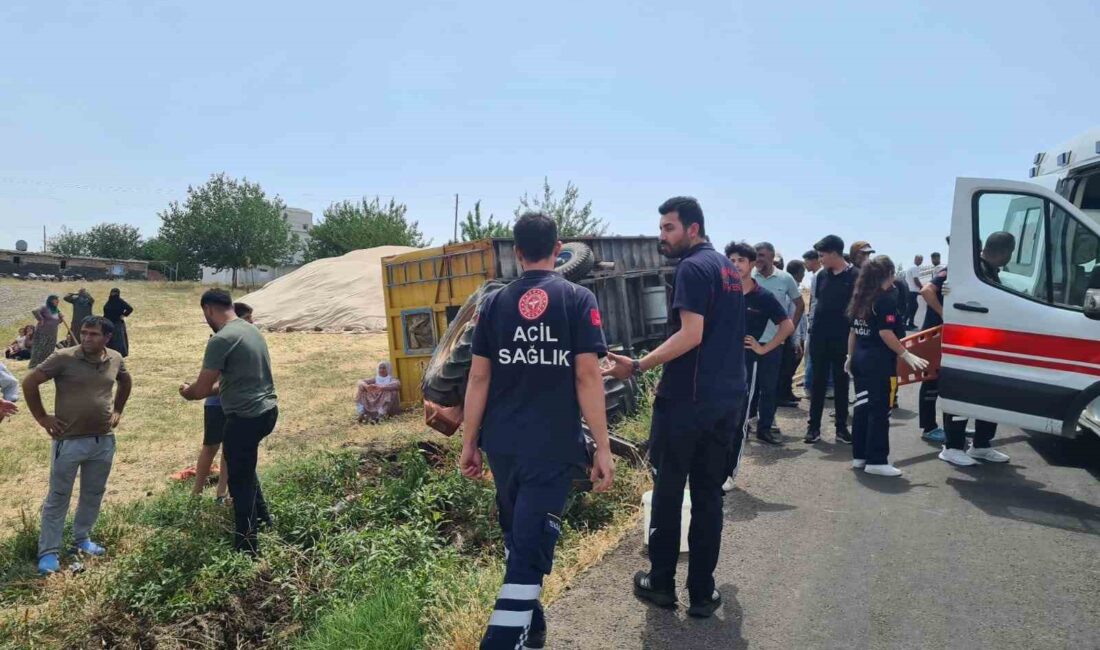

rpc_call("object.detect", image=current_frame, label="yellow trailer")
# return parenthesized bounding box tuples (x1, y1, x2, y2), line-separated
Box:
(382, 236, 673, 408)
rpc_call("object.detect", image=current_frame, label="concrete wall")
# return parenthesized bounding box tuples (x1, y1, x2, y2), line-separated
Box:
(0, 251, 148, 280)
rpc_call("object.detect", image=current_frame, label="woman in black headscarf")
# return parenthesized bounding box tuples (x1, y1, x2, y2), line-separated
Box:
(103, 287, 133, 357)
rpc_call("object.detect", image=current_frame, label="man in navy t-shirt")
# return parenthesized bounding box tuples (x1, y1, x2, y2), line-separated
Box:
(605, 196, 745, 619)
(461, 211, 612, 650)
(722, 241, 793, 491)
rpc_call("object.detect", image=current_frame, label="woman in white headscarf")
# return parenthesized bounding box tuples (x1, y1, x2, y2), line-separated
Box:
(355, 361, 402, 424)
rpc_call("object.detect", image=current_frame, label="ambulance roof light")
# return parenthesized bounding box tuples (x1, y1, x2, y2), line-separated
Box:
(1096, 141, 1100, 154)
(1029, 167, 1039, 178)
(1057, 151, 1071, 166)
(1033, 153, 1044, 165)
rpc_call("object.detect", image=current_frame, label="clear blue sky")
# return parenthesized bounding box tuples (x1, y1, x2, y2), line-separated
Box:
(2, 1, 1097, 267)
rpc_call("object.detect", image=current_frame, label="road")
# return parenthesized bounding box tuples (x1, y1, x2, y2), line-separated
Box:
(547, 385, 1100, 649)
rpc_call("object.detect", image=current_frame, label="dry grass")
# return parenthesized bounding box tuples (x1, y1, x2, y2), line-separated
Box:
(0, 280, 429, 523)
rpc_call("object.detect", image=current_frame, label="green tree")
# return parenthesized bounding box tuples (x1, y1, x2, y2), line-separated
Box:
(47, 227, 89, 256)
(83, 223, 144, 259)
(139, 236, 201, 281)
(460, 200, 511, 241)
(158, 173, 299, 287)
(515, 178, 607, 237)
(306, 197, 428, 261)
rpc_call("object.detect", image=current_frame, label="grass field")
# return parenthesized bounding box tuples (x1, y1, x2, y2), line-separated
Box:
(0, 279, 413, 521)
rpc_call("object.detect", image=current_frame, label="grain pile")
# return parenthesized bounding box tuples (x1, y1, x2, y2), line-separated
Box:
(240, 246, 419, 332)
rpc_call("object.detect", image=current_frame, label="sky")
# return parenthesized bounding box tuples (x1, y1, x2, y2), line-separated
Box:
(1, 0, 1097, 268)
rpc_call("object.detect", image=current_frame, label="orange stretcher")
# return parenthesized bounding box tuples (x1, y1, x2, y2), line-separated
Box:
(896, 325, 942, 387)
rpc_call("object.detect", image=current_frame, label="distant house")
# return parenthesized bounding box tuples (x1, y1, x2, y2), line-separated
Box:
(201, 207, 313, 286)
(0, 249, 149, 280)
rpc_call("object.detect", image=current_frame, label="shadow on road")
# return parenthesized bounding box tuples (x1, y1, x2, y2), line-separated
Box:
(745, 443, 807, 467)
(726, 488, 797, 523)
(946, 462, 1100, 536)
(641, 583, 748, 650)
(853, 470, 928, 494)
(1024, 431, 1100, 480)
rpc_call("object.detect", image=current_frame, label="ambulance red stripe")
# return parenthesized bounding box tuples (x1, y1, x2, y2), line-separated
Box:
(942, 324, 1100, 366)
(944, 346, 1100, 377)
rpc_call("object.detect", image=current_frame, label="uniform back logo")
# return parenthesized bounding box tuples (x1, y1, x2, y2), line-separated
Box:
(518, 288, 549, 321)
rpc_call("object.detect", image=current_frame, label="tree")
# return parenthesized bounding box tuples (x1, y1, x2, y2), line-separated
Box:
(515, 178, 607, 237)
(305, 197, 428, 261)
(83, 223, 144, 259)
(460, 200, 512, 241)
(48, 227, 89, 256)
(158, 173, 299, 287)
(139, 236, 201, 281)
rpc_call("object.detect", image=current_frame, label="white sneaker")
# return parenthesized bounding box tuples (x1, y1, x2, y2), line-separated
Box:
(967, 447, 1010, 463)
(722, 476, 736, 493)
(864, 464, 902, 477)
(939, 447, 978, 467)
(852, 459, 866, 469)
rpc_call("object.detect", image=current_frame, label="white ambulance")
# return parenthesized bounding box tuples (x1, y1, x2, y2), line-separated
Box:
(940, 129, 1100, 439)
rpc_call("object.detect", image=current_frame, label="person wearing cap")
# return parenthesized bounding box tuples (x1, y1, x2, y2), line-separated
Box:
(806, 235, 857, 444)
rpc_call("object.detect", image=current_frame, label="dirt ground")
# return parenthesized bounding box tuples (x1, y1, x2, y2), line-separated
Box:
(0, 279, 429, 523)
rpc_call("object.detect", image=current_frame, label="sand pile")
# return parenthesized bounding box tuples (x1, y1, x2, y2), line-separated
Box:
(240, 246, 419, 332)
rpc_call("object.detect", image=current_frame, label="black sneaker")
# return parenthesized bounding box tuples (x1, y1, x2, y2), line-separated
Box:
(687, 589, 723, 618)
(756, 429, 783, 445)
(835, 427, 852, 444)
(804, 429, 821, 444)
(523, 627, 546, 649)
(633, 571, 676, 608)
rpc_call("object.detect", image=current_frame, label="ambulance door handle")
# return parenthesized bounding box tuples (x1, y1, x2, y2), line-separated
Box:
(953, 301, 989, 314)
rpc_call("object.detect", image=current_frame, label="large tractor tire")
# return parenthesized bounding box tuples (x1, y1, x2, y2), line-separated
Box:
(603, 376, 639, 424)
(554, 242, 595, 281)
(422, 281, 506, 406)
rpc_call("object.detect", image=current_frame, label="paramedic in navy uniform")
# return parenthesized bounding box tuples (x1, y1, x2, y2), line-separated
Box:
(460, 211, 614, 650)
(605, 196, 745, 618)
(845, 255, 929, 477)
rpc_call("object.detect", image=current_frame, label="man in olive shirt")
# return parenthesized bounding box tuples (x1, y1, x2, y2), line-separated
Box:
(180, 289, 278, 555)
(23, 316, 132, 575)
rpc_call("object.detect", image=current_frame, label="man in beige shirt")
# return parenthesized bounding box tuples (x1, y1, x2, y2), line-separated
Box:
(23, 316, 132, 575)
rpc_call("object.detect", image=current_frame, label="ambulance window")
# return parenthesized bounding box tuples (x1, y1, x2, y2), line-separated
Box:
(975, 192, 1049, 301)
(1049, 205, 1100, 309)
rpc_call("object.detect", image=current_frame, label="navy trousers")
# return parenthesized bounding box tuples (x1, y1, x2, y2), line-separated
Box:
(919, 379, 940, 432)
(649, 397, 741, 602)
(944, 415, 997, 450)
(851, 356, 892, 465)
(480, 454, 574, 650)
(747, 347, 782, 431)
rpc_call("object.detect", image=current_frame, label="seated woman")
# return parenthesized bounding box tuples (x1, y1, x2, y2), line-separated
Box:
(355, 361, 402, 424)
(5, 325, 35, 361)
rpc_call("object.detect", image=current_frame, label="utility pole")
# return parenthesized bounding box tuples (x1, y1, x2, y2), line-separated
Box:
(43, 225, 47, 252)
(453, 194, 459, 243)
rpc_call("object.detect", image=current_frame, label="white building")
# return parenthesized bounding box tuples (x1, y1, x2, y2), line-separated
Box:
(201, 207, 312, 287)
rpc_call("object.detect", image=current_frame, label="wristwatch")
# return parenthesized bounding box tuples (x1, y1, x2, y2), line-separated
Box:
(631, 359, 642, 376)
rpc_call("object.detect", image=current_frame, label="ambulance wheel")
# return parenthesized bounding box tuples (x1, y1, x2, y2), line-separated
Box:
(422, 281, 506, 406)
(554, 242, 595, 281)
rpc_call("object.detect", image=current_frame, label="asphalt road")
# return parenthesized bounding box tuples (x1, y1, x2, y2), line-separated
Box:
(547, 385, 1100, 649)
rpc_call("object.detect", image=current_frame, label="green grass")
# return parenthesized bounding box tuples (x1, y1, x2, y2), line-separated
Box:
(296, 580, 424, 650)
(0, 427, 650, 649)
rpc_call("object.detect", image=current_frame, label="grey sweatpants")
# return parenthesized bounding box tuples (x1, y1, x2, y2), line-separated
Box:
(38, 435, 116, 559)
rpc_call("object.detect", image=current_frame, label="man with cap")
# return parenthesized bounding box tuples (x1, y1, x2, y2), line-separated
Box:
(806, 235, 857, 444)
(605, 196, 745, 618)
(461, 211, 614, 649)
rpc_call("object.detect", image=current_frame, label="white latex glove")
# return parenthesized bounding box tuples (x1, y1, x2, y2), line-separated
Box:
(900, 351, 929, 371)
(843, 356, 852, 376)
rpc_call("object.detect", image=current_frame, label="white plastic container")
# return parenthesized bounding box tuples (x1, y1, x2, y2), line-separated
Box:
(642, 489, 691, 553)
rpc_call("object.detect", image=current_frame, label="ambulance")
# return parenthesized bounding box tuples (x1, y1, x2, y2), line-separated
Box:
(940, 129, 1100, 440)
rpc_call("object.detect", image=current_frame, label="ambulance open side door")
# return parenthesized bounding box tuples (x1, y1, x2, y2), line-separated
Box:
(939, 178, 1100, 437)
